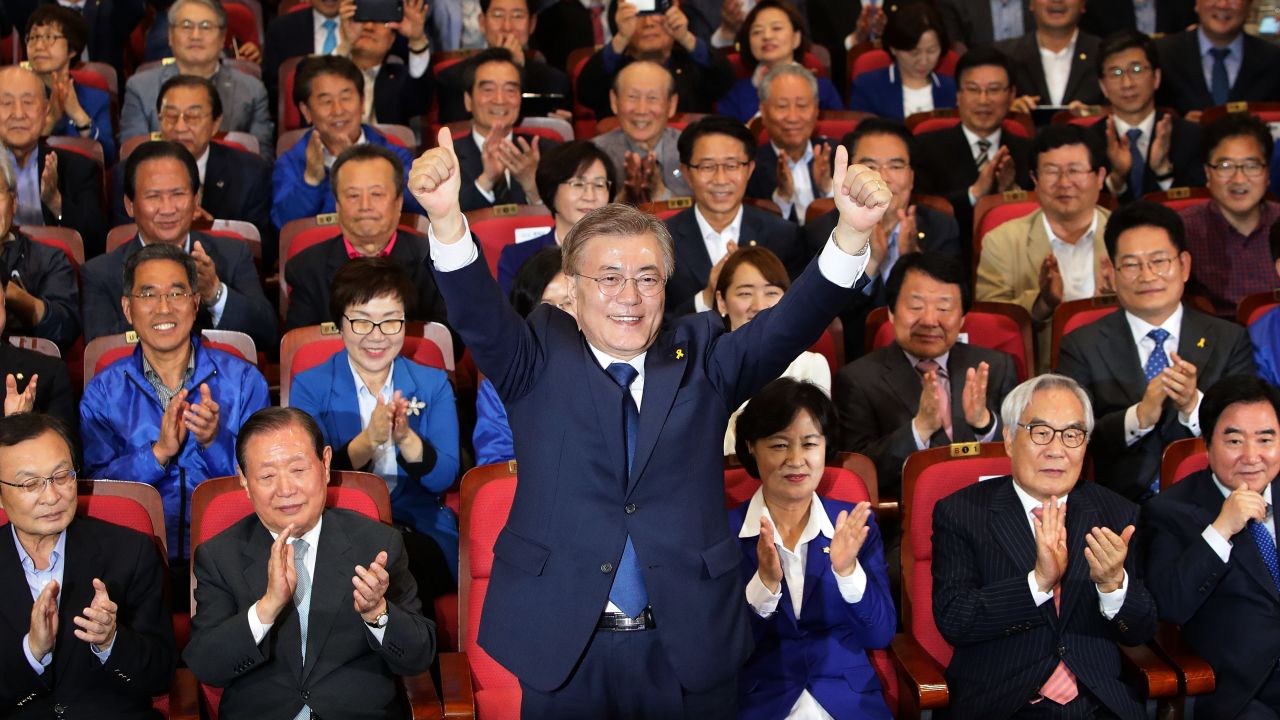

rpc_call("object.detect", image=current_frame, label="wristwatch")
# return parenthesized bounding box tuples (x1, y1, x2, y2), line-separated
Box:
(365, 611, 389, 629)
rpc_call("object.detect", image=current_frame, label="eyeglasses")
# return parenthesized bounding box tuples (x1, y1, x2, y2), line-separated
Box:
(26, 33, 65, 46)
(1206, 159, 1266, 179)
(175, 19, 223, 34)
(1018, 423, 1088, 448)
(563, 179, 612, 195)
(0, 468, 76, 494)
(1103, 63, 1152, 80)
(344, 316, 406, 335)
(1036, 166, 1095, 183)
(960, 84, 1010, 98)
(576, 273, 666, 297)
(687, 159, 750, 176)
(159, 108, 211, 125)
(130, 289, 196, 307)
(1115, 255, 1178, 280)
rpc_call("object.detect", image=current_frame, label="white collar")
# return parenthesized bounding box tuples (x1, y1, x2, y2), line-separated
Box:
(961, 124, 1002, 153)
(1124, 303, 1184, 348)
(472, 128, 513, 152)
(1211, 473, 1274, 505)
(902, 348, 953, 372)
(322, 129, 368, 166)
(314, 9, 339, 31)
(1038, 30, 1079, 58)
(1011, 479, 1070, 515)
(1041, 209, 1099, 246)
(771, 140, 814, 168)
(1111, 111, 1157, 141)
(11, 524, 67, 572)
(693, 204, 744, 242)
(267, 513, 324, 547)
(737, 487, 835, 545)
(586, 343, 646, 376)
(348, 355, 395, 400)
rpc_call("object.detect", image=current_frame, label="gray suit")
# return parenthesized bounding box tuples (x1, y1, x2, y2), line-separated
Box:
(591, 127, 691, 199)
(120, 62, 273, 159)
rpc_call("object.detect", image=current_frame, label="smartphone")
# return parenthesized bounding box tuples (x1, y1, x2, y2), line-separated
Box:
(633, 0, 672, 15)
(1261, 15, 1279, 34)
(353, 0, 403, 23)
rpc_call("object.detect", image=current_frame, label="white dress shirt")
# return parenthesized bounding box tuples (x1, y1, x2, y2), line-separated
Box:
(1042, 210, 1098, 302)
(195, 145, 210, 185)
(136, 234, 229, 325)
(1109, 112, 1175, 194)
(903, 349, 1000, 450)
(902, 81, 935, 118)
(1202, 475, 1275, 560)
(313, 11, 340, 55)
(770, 141, 823, 227)
(350, 359, 399, 490)
(1038, 32, 1079, 106)
(691, 204, 745, 312)
(471, 129, 514, 203)
(323, 129, 369, 169)
(1121, 305, 1202, 444)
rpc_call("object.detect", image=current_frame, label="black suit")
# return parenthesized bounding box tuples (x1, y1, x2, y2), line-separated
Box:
(2, 230, 81, 348)
(1155, 30, 1280, 115)
(36, 0, 145, 73)
(262, 10, 413, 108)
(435, 56, 571, 124)
(371, 58, 435, 127)
(575, 43, 736, 119)
(745, 138, 836, 224)
(1087, 112, 1205, 203)
(532, 0, 597, 72)
(35, 143, 107, 260)
(183, 509, 436, 719)
(0, 516, 175, 719)
(1142, 469, 1280, 719)
(1078, 0, 1196, 38)
(939, 0, 1035, 49)
(80, 232, 277, 353)
(663, 204, 806, 319)
(456, 131, 560, 212)
(1055, 305, 1256, 501)
(933, 476, 1157, 720)
(996, 32, 1106, 107)
(0, 346, 75, 436)
(283, 230, 449, 332)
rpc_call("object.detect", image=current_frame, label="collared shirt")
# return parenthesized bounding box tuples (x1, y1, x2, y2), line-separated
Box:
(1202, 474, 1275, 560)
(1198, 28, 1244, 93)
(344, 233, 398, 259)
(141, 346, 197, 411)
(195, 146, 210, 185)
(323, 129, 369, 170)
(1038, 31, 1079, 106)
(1109, 112, 1175, 194)
(1009, 481, 1129, 616)
(1133, 0, 1156, 35)
(1179, 200, 1280, 316)
(8, 148, 43, 228)
(471, 129, 514, 203)
(902, 81, 935, 118)
(350, 358, 399, 490)
(459, 0, 485, 49)
(1121, 304, 1202, 443)
(13, 527, 113, 673)
(901, 349, 1001, 450)
(1042, 210, 1098, 302)
(992, 0, 1025, 42)
(313, 11, 341, 55)
(769, 141, 820, 226)
(579, 0, 613, 45)
(361, 65, 381, 124)
(691, 204, 745, 312)
(961, 126, 1002, 207)
(615, 128, 688, 199)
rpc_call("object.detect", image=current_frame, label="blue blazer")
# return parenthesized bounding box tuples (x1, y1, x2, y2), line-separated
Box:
(473, 377, 513, 466)
(848, 66, 957, 121)
(496, 229, 557, 295)
(51, 83, 116, 166)
(729, 496, 895, 720)
(717, 75, 845, 123)
(290, 351, 460, 575)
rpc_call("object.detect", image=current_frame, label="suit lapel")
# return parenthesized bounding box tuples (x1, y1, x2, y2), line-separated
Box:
(1175, 307, 1212, 371)
(1062, 42, 1092, 103)
(672, 211, 713, 286)
(328, 354, 365, 444)
(631, 340, 689, 494)
(1177, 33, 1211, 101)
(1096, 311, 1146, 402)
(1025, 36, 1051, 99)
(946, 347, 974, 441)
(582, 341, 628, 494)
(240, 522, 301, 678)
(54, 522, 98, 678)
(989, 479, 1036, 572)
(1187, 474, 1280, 602)
(203, 144, 230, 213)
(883, 344, 923, 414)
(799, 524, 830, 611)
(301, 512, 353, 682)
(0, 527, 36, 648)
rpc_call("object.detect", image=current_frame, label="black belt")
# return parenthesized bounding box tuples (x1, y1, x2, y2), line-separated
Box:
(597, 607, 656, 631)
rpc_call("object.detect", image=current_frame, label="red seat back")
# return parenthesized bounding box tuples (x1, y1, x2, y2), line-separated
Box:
(723, 465, 871, 508)
(1063, 306, 1119, 338)
(465, 207, 555, 276)
(871, 308, 1031, 381)
(976, 200, 1039, 250)
(852, 48, 893, 78)
(222, 2, 260, 49)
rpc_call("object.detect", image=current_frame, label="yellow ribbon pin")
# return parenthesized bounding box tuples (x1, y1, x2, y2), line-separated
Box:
(1197, 337, 1206, 348)
(822, 547, 831, 554)
(675, 349, 684, 360)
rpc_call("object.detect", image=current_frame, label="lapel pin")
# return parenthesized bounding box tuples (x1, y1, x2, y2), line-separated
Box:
(822, 546, 831, 554)
(1197, 337, 1206, 348)
(407, 397, 426, 416)
(1079, 53, 1087, 60)
(215, 180, 225, 188)
(15, 373, 23, 381)
(917, 231, 926, 239)
(675, 348, 685, 360)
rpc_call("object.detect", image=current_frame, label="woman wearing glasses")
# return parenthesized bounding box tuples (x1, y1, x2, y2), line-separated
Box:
(290, 257, 461, 583)
(496, 141, 619, 294)
(23, 5, 116, 166)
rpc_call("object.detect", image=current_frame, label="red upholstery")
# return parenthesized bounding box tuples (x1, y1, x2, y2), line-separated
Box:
(568, 47, 598, 139)
(89, 338, 256, 383)
(727, 50, 829, 79)
(976, 200, 1039, 250)
(284, 225, 339, 262)
(22, 226, 85, 269)
(1062, 306, 1119, 338)
(0, 494, 153, 538)
(287, 337, 445, 381)
(911, 115, 1032, 139)
(851, 48, 892, 78)
(723, 466, 871, 508)
(1239, 292, 1280, 327)
(1172, 454, 1208, 485)
(278, 56, 303, 134)
(809, 329, 839, 379)
(464, 473, 522, 719)
(223, 2, 260, 49)
(69, 67, 113, 96)
(871, 308, 1031, 381)
(465, 207, 555, 276)
(1161, 438, 1209, 491)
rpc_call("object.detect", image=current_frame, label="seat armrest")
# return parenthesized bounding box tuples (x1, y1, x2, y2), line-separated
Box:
(889, 633, 949, 717)
(1154, 623, 1216, 696)
(404, 669, 443, 720)
(1119, 642, 1179, 698)
(439, 651, 476, 719)
(167, 667, 200, 720)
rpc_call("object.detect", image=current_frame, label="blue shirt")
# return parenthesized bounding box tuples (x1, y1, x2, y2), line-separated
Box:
(1198, 28, 1243, 92)
(12, 526, 112, 672)
(991, 0, 1024, 41)
(9, 148, 43, 228)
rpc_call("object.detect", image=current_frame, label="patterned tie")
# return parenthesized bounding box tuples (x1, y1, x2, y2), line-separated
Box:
(1126, 128, 1145, 199)
(1248, 517, 1280, 592)
(291, 538, 313, 720)
(1209, 47, 1231, 106)
(1144, 328, 1170, 383)
(975, 139, 992, 169)
(321, 18, 338, 55)
(605, 363, 649, 618)
(1030, 505, 1080, 705)
(915, 358, 952, 440)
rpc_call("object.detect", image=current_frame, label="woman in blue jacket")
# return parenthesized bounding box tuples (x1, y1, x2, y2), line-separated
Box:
(848, 3, 956, 122)
(24, 5, 117, 165)
(730, 378, 895, 720)
(290, 257, 461, 581)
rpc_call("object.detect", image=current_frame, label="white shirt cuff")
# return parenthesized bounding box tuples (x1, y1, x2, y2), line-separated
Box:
(428, 215, 479, 271)
(23, 634, 51, 675)
(967, 189, 979, 207)
(1179, 391, 1203, 434)
(1027, 570, 1055, 607)
(746, 571, 783, 618)
(408, 47, 430, 78)
(247, 603, 272, 645)
(208, 282, 229, 326)
(771, 190, 795, 220)
(710, 27, 736, 48)
(1098, 570, 1129, 619)
(90, 635, 114, 664)
(833, 562, 868, 604)
(1202, 523, 1233, 562)
(367, 623, 386, 644)
(693, 291, 711, 313)
(1124, 404, 1156, 446)
(910, 418, 930, 451)
(474, 180, 497, 204)
(817, 231, 871, 288)
(1157, 176, 1174, 192)
(976, 419, 999, 443)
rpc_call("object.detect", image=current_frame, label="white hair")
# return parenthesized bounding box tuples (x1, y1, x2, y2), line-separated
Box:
(1000, 373, 1095, 435)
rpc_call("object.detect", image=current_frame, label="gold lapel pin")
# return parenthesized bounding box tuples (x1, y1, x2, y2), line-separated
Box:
(675, 348, 685, 360)
(1197, 337, 1206, 348)
(822, 547, 831, 554)
(15, 373, 23, 381)
(1079, 53, 1087, 60)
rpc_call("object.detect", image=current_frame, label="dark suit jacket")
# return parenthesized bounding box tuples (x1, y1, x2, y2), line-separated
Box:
(575, 42, 737, 119)
(996, 31, 1106, 107)
(663, 204, 806, 319)
(1141, 469, 1280, 719)
(80, 232, 277, 352)
(37, 143, 107, 259)
(933, 476, 1157, 720)
(833, 340, 1017, 498)
(1087, 112, 1205, 203)
(435, 56, 571, 124)
(262, 6, 316, 103)
(0, 516, 175, 719)
(183, 509, 435, 719)
(2, 230, 81, 348)
(1078, 0, 1196, 38)
(437, 243, 854, 692)
(1055, 305, 1257, 501)
(371, 58, 435, 127)
(284, 230, 450, 333)
(745, 138, 836, 224)
(37, 0, 145, 73)
(532, 0, 596, 72)
(939, 0, 1034, 48)
(0, 344, 77, 436)
(1155, 29, 1280, 115)
(808, 0, 861, 99)
(456, 131, 561, 212)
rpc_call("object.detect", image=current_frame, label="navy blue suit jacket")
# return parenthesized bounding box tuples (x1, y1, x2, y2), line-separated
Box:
(456, 131, 561, 212)
(745, 138, 836, 224)
(848, 67, 957, 121)
(729, 497, 895, 720)
(435, 245, 856, 692)
(496, 228, 556, 294)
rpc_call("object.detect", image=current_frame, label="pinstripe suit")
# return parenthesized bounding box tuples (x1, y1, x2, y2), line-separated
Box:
(932, 476, 1156, 719)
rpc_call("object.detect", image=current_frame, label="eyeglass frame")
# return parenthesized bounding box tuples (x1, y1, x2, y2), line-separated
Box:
(175, 19, 225, 33)
(685, 159, 752, 176)
(1205, 158, 1267, 179)
(128, 289, 197, 307)
(561, 178, 613, 195)
(1114, 254, 1180, 281)
(575, 273, 667, 297)
(159, 107, 212, 125)
(1101, 63, 1153, 81)
(1016, 422, 1089, 448)
(0, 468, 78, 494)
(343, 316, 407, 335)
(26, 33, 66, 46)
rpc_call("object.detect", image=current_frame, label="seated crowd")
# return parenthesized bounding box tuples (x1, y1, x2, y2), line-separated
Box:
(6, 0, 1280, 716)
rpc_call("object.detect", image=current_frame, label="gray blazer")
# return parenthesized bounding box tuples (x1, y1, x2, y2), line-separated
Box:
(591, 127, 692, 199)
(120, 62, 274, 159)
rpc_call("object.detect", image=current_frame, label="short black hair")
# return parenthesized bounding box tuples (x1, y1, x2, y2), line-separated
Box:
(122, 243, 198, 295)
(734, 378, 838, 477)
(236, 407, 327, 474)
(330, 143, 405, 201)
(535, 141, 619, 218)
(479, 0, 528, 12)
(1102, 200, 1187, 261)
(1096, 30, 1160, 78)
(1032, 123, 1106, 172)
(952, 45, 1014, 90)
(677, 115, 757, 165)
(842, 117, 915, 165)
(1201, 375, 1280, 448)
(883, 2, 948, 55)
(0, 413, 77, 469)
(157, 74, 224, 120)
(328, 256, 418, 326)
(510, 247, 564, 317)
(1269, 222, 1280, 263)
(1200, 111, 1274, 166)
(124, 140, 201, 200)
(25, 4, 88, 58)
(461, 47, 524, 96)
(885, 251, 973, 314)
(736, 0, 809, 72)
(294, 55, 364, 110)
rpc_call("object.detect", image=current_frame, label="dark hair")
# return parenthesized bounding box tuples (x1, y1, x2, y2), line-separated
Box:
(535, 141, 619, 218)
(122, 243, 199, 294)
(736, 0, 809, 72)
(883, 3, 948, 56)
(734, 378, 838, 477)
(510, 247, 564, 317)
(842, 117, 915, 165)
(1096, 30, 1160, 78)
(25, 4, 88, 58)
(0, 413, 77, 468)
(480, 0, 528, 12)
(461, 47, 524, 96)
(294, 55, 364, 110)
(328, 257, 418, 325)
(677, 115, 757, 165)
(714, 246, 790, 329)
(885, 251, 973, 314)
(1200, 111, 1274, 166)
(330, 143, 405, 200)
(124, 140, 201, 200)
(1270, 222, 1280, 263)
(236, 407, 327, 473)
(1032, 123, 1106, 172)
(156, 74, 224, 120)
(1102, 200, 1187, 260)
(953, 45, 1014, 89)
(1201, 375, 1280, 447)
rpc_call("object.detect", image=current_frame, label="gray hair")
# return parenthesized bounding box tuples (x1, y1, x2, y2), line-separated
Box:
(758, 63, 819, 104)
(0, 143, 15, 196)
(612, 60, 677, 100)
(561, 203, 676, 280)
(168, 0, 227, 29)
(1000, 373, 1095, 436)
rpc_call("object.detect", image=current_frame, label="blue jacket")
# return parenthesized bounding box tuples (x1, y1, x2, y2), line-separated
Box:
(51, 83, 116, 166)
(848, 66, 957, 121)
(717, 75, 845, 123)
(729, 496, 895, 720)
(270, 125, 426, 228)
(290, 351, 460, 577)
(1251, 305, 1280, 387)
(496, 229, 557, 295)
(80, 337, 270, 559)
(473, 377, 513, 466)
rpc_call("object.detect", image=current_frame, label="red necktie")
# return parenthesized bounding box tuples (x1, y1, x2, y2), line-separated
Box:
(590, 5, 605, 45)
(1029, 504, 1080, 705)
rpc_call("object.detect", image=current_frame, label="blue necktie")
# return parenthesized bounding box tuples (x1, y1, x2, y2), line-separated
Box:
(321, 18, 338, 55)
(1248, 518, 1280, 592)
(605, 362, 648, 618)
(1126, 128, 1145, 199)
(1210, 47, 1231, 106)
(1144, 328, 1170, 382)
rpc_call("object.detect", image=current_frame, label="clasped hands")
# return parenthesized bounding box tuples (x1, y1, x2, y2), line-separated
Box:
(256, 523, 392, 626)
(1032, 497, 1133, 596)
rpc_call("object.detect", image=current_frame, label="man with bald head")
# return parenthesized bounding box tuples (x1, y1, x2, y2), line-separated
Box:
(0, 65, 107, 257)
(592, 61, 691, 204)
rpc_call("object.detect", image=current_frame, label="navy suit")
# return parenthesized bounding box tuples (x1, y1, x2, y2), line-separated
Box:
(745, 138, 836, 224)
(0, 344, 76, 436)
(848, 68, 958, 121)
(730, 497, 895, 720)
(456, 131, 561, 212)
(1078, 0, 1196, 37)
(496, 229, 556, 294)
(933, 476, 1157, 720)
(1142, 469, 1280, 719)
(1154, 30, 1280, 116)
(1087, 112, 1205, 203)
(996, 32, 1106, 107)
(37, 143, 107, 259)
